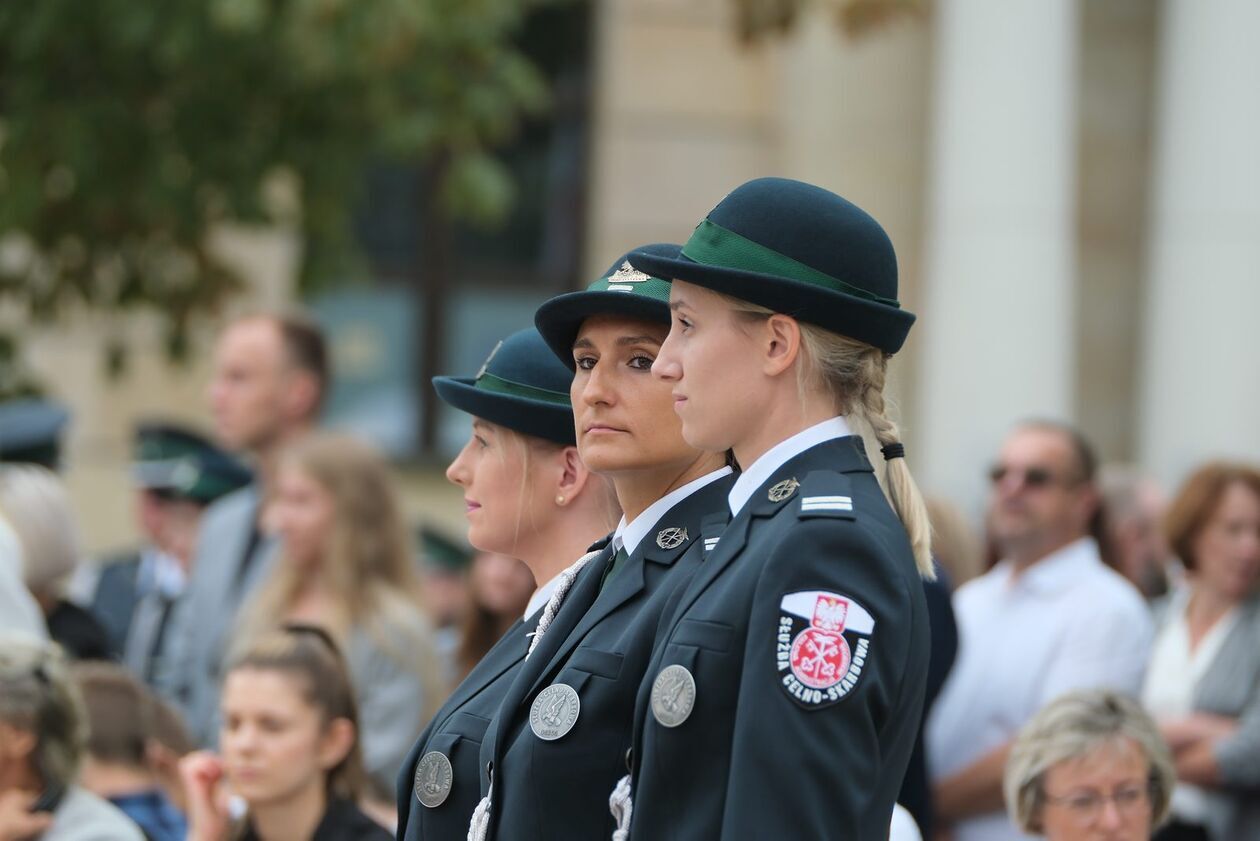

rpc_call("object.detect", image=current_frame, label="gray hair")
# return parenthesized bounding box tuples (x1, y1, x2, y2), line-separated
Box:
(0, 635, 88, 789)
(1004, 689, 1174, 833)
(0, 464, 82, 597)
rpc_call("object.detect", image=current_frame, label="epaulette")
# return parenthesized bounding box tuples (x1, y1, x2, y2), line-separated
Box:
(794, 471, 856, 521)
(586, 532, 614, 553)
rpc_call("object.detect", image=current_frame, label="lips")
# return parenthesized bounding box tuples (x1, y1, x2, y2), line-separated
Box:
(465, 499, 481, 514)
(582, 422, 628, 435)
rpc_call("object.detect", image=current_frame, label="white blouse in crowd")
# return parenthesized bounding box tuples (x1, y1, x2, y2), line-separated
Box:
(1141, 586, 1240, 824)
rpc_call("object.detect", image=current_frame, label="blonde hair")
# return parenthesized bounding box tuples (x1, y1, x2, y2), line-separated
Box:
(0, 465, 82, 597)
(727, 300, 933, 576)
(0, 635, 87, 790)
(1005, 689, 1174, 833)
(235, 433, 441, 726)
(225, 627, 365, 802)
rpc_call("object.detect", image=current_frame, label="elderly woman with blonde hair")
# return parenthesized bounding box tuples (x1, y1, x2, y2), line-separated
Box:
(1005, 689, 1175, 841)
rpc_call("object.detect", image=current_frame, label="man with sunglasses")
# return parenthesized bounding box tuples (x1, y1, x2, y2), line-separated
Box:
(924, 420, 1153, 841)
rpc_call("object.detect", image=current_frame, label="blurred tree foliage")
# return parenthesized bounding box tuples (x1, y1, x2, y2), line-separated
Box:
(0, 0, 548, 387)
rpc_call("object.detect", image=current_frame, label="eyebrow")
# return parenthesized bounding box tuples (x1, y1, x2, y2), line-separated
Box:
(572, 335, 662, 350)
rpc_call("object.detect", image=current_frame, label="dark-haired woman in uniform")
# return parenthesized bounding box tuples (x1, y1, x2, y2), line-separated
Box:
(395, 327, 616, 840)
(625, 178, 933, 839)
(466, 246, 736, 840)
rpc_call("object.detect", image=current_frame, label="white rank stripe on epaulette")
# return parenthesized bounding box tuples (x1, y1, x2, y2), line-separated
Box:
(799, 495, 853, 512)
(704, 537, 720, 551)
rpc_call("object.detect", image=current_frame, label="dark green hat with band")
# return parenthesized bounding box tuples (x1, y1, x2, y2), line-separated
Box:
(627, 177, 915, 354)
(432, 327, 576, 446)
(534, 243, 681, 369)
(0, 399, 70, 469)
(132, 422, 252, 504)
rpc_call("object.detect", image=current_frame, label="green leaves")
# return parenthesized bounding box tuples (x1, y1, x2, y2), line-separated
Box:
(0, 0, 548, 386)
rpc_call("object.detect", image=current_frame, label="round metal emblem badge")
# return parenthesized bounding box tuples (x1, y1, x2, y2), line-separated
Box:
(414, 751, 454, 808)
(530, 683, 581, 741)
(656, 527, 688, 550)
(651, 664, 697, 728)
(767, 477, 800, 502)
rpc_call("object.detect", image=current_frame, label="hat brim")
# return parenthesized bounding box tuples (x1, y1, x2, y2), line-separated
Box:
(432, 377, 575, 446)
(534, 291, 671, 369)
(627, 251, 915, 354)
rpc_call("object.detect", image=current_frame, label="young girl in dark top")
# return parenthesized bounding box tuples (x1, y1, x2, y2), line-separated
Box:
(181, 626, 390, 841)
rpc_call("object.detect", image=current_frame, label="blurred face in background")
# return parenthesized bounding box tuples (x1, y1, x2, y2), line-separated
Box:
(219, 668, 349, 808)
(137, 490, 203, 567)
(208, 318, 297, 453)
(988, 427, 1096, 564)
(445, 419, 561, 559)
(469, 551, 535, 618)
(270, 465, 335, 573)
(1192, 481, 1260, 603)
(1038, 737, 1152, 841)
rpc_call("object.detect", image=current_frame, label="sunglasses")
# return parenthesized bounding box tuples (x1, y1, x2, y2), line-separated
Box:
(988, 464, 1078, 490)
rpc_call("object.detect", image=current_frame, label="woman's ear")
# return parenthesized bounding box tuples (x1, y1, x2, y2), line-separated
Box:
(762, 314, 803, 377)
(317, 717, 356, 772)
(554, 445, 590, 506)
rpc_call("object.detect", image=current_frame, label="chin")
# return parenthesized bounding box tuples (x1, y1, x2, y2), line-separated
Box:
(679, 421, 732, 456)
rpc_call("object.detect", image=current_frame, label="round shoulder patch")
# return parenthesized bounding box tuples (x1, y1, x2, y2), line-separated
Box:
(776, 590, 874, 708)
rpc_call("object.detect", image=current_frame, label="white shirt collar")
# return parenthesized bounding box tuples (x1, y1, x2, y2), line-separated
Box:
(727, 416, 852, 516)
(525, 570, 564, 620)
(612, 466, 733, 557)
(997, 536, 1102, 594)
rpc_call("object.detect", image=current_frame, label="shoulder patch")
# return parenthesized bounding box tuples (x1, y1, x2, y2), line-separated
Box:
(776, 590, 874, 709)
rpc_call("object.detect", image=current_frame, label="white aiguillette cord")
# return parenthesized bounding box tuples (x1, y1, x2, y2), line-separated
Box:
(467, 548, 606, 841)
(609, 773, 633, 840)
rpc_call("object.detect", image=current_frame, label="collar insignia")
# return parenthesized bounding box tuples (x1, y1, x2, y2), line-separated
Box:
(656, 527, 688, 550)
(767, 477, 800, 503)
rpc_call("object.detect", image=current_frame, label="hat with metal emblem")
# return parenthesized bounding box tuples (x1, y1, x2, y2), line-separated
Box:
(432, 328, 576, 445)
(132, 422, 252, 504)
(626, 178, 914, 354)
(534, 243, 681, 369)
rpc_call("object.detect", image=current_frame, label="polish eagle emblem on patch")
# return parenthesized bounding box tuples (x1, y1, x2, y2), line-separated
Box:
(776, 591, 874, 708)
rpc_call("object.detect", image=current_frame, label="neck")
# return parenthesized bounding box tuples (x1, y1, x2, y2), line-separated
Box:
(732, 387, 836, 471)
(252, 424, 311, 493)
(518, 510, 610, 588)
(1187, 583, 1238, 628)
(249, 781, 327, 841)
(78, 758, 156, 799)
(1008, 533, 1084, 573)
(612, 453, 726, 524)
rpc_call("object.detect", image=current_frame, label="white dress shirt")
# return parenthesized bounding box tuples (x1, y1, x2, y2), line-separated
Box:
(612, 466, 734, 556)
(525, 571, 564, 621)
(1142, 587, 1238, 823)
(926, 537, 1153, 841)
(727, 416, 852, 516)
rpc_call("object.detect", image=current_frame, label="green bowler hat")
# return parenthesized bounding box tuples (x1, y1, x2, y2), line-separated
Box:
(0, 399, 70, 470)
(534, 243, 681, 369)
(432, 327, 576, 446)
(627, 177, 915, 354)
(417, 525, 473, 573)
(132, 422, 252, 504)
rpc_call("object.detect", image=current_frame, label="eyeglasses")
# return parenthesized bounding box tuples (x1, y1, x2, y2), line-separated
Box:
(1043, 782, 1151, 824)
(988, 464, 1078, 490)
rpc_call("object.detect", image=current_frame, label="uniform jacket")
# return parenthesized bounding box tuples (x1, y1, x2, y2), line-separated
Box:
(395, 606, 555, 841)
(630, 437, 930, 840)
(167, 485, 279, 745)
(87, 549, 143, 656)
(478, 474, 736, 840)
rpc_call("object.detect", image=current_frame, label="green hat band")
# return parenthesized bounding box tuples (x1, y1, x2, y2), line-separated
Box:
(680, 218, 901, 308)
(474, 371, 571, 406)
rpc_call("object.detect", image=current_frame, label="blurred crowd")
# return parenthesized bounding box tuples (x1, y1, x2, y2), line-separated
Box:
(0, 310, 1256, 841)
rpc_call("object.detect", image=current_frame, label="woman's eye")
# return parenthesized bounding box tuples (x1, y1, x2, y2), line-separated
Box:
(629, 354, 655, 370)
(574, 355, 596, 371)
(474, 435, 488, 449)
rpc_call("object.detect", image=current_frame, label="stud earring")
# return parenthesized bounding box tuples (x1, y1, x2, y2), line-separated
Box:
(556, 495, 566, 506)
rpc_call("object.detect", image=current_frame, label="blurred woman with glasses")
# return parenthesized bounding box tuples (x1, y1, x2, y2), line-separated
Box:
(1142, 462, 1260, 841)
(1005, 689, 1174, 841)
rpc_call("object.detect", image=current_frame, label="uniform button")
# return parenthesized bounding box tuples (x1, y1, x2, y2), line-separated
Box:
(485, 760, 494, 784)
(624, 748, 633, 771)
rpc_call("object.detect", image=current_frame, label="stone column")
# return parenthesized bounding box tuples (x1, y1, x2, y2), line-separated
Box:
(916, 0, 1080, 511)
(1137, 0, 1260, 486)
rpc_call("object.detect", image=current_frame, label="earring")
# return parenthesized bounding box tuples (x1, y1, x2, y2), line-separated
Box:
(556, 495, 566, 506)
